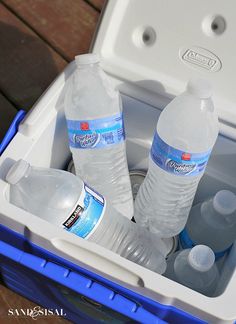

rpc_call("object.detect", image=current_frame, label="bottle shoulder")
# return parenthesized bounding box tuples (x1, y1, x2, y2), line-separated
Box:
(15, 168, 83, 212)
(64, 68, 121, 119)
(174, 249, 219, 289)
(189, 199, 236, 230)
(156, 93, 218, 152)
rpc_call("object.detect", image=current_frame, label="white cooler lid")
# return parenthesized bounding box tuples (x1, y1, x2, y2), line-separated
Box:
(92, 0, 236, 140)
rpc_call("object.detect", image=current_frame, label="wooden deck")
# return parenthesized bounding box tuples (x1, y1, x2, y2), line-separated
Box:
(0, 0, 104, 322)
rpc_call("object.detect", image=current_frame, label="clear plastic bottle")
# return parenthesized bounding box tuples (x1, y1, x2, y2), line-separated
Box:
(64, 53, 133, 219)
(134, 79, 219, 238)
(164, 245, 219, 296)
(6, 160, 167, 274)
(180, 190, 236, 258)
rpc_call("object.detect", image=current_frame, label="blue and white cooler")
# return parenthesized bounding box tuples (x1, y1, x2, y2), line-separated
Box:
(0, 0, 236, 323)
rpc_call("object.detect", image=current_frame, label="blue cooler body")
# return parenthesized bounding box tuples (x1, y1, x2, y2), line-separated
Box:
(0, 221, 203, 323)
(0, 1, 236, 323)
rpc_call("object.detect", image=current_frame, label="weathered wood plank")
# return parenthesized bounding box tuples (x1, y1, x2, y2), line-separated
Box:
(0, 3, 67, 110)
(0, 284, 69, 323)
(87, 0, 105, 11)
(3, 0, 101, 61)
(0, 93, 17, 143)
(0, 1, 103, 319)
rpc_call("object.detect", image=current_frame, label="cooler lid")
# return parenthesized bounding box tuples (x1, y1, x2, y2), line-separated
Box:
(92, 0, 236, 140)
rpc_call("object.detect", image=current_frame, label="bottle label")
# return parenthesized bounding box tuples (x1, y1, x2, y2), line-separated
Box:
(151, 132, 211, 176)
(179, 229, 232, 260)
(67, 113, 125, 149)
(62, 184, 105, 239)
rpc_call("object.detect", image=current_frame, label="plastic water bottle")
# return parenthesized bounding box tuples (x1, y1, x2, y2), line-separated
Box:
(64, 54, 133, 219)
(5, 160, 167, 274)
(134, 79, 219, 238)
(164, 245, 219, 296)
(180, 190, 236, 259)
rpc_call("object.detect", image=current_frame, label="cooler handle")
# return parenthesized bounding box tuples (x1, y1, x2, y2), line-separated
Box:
(0, 110, 26, 155)
(0, 241, 167, 324)
(51, 237, 145, 288)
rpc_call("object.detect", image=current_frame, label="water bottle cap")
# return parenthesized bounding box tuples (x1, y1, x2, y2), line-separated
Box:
(187, 79, 212, 99)
(6, 159, 30, 185)
(213, 190, 236, 215)
(188, 245, 215, 272)
(75, 53, 100, 66)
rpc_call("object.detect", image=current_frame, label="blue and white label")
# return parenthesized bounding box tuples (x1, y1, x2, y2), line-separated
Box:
(67, 113, 125, 149)
(151, 132, 211, 176)
(62, 184, 105, 239)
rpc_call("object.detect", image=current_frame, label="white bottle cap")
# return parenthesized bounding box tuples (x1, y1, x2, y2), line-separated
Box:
(6, 159, 30, 185)
(186, 79, 212, 99)
(188, 245, 215, 272)
(75, 53, 100, 66)
(213, 190, 236, 215)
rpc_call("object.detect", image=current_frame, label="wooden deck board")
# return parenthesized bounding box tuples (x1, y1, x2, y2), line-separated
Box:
(0, 93, 17, 142)
(87, 0, 105, 11)
(0, 285, 69, 323)
(3, 0, 102, 61)
(0, 3, 67, 110)
(0, 0, 103, 321)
